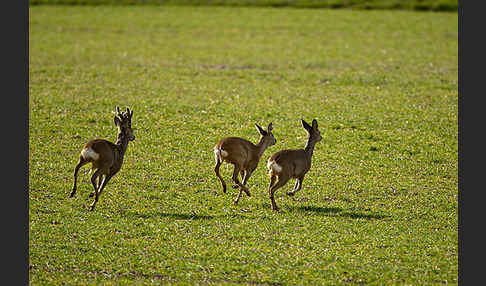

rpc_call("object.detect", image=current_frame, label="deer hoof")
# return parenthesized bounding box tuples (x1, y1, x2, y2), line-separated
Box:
(89, 192, 95, 198)
(69, 191, 76, 198)
(287, 192, 295, 197)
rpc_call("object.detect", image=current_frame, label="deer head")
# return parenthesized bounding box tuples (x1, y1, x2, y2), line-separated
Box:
(301, 119, 321, 144)
(114, 106, 135, 142)
(255, 122, 277, 147)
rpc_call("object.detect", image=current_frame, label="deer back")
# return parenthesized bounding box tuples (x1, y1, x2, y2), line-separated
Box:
(268, 148, 311, 178)
(81, 139, 117, 171)
(215, 137, 255, 166)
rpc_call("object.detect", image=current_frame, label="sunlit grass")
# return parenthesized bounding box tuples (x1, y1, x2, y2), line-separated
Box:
(29, 6, 457, 285)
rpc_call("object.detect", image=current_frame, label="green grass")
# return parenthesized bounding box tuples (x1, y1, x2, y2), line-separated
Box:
(29, 5, 458, 285)
(29, 0, 459, 12)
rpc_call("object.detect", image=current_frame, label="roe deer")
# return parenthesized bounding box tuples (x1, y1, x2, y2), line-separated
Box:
(266, 119, 322, 211)
(70, 106, 135, 211)
(214, 122, 276, 205)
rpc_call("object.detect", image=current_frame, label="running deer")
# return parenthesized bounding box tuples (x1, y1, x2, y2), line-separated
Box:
(266, 119, 322, 211)
(70, 106, 135, 211)
(213, 122, 276, 205)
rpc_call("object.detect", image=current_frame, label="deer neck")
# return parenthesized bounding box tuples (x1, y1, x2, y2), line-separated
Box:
(255, 138, 270, 159)
(115, 132, 130, 158)
(304, 136, 316, 159)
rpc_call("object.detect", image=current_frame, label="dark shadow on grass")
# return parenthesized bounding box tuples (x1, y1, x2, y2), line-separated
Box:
(289, 205, 389, 220)
(211, 278, 283, 286)
(340, 212, 389, 220)
(120, 210, 215, 220)
(141, 212, 215, 220)
(120, 209, 278, 221)
(292, 205, 344, 214)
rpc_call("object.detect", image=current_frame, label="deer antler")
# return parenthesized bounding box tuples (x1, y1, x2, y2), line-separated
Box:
(112, 106, 133, 122)
(114, 106, 132, 121)
(125, 107, 133, 121)
(114, 106, 124, 119)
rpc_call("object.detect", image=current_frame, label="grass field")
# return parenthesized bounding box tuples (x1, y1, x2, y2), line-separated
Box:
(29, 5, 458, 285)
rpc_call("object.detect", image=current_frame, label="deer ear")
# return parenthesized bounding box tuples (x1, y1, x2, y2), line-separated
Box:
(312, 119, 318, 130)
(267, 122, 273, 132)
(301, 119, 311, 132)
(255, 123, 267, 135)
(114, 116, 122, 126)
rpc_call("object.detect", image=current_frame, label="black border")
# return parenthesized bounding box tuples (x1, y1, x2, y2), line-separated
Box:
(458, 1, 482, 285)
(9, 0, 29, 285)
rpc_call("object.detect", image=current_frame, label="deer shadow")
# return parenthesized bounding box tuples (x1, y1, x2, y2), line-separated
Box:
(120, 210, 215, 220)
(119, 209, 273, 221)
(288, 205, 389, 220)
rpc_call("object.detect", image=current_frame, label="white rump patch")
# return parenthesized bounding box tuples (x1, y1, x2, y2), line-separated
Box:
(267, 161, 282, 173)
(214, 149, 228, 157)
(81, 148, 99, 161)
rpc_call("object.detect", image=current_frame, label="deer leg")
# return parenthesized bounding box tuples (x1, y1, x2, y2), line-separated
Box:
(70, 157, 87, 197)
(89, 175, 103, 198)
(89, 170, 100, 196)
(234, 190, 243, 205)
(214, 159, 227, 193)
(269, 175, 290, 211)
(96, 174, 112, 197)
(231, 171, 242, 189)
(269, 174, 276, 189)
(267, 174, 275, 209)
(287, 177, 303, 197)
(241, 170, 248, 185)
(89, 173, 113, 211)
(87, 169, 102, 210)
(232, 164, 248, 205)
(233, 171, 245, 189)
(268, 174, 277, 210)
(241, 170, 252, 197)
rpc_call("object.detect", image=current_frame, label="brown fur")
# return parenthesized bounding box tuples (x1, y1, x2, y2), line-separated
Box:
(70, 106, 135, 211)
(267, 119, 322, 211)
(214, 122, 276, 205)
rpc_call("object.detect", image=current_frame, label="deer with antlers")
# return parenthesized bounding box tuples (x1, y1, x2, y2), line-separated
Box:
(214, 122, 276, 205)
(266, 119, 322, 211)
(70, 106, 135, 211)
